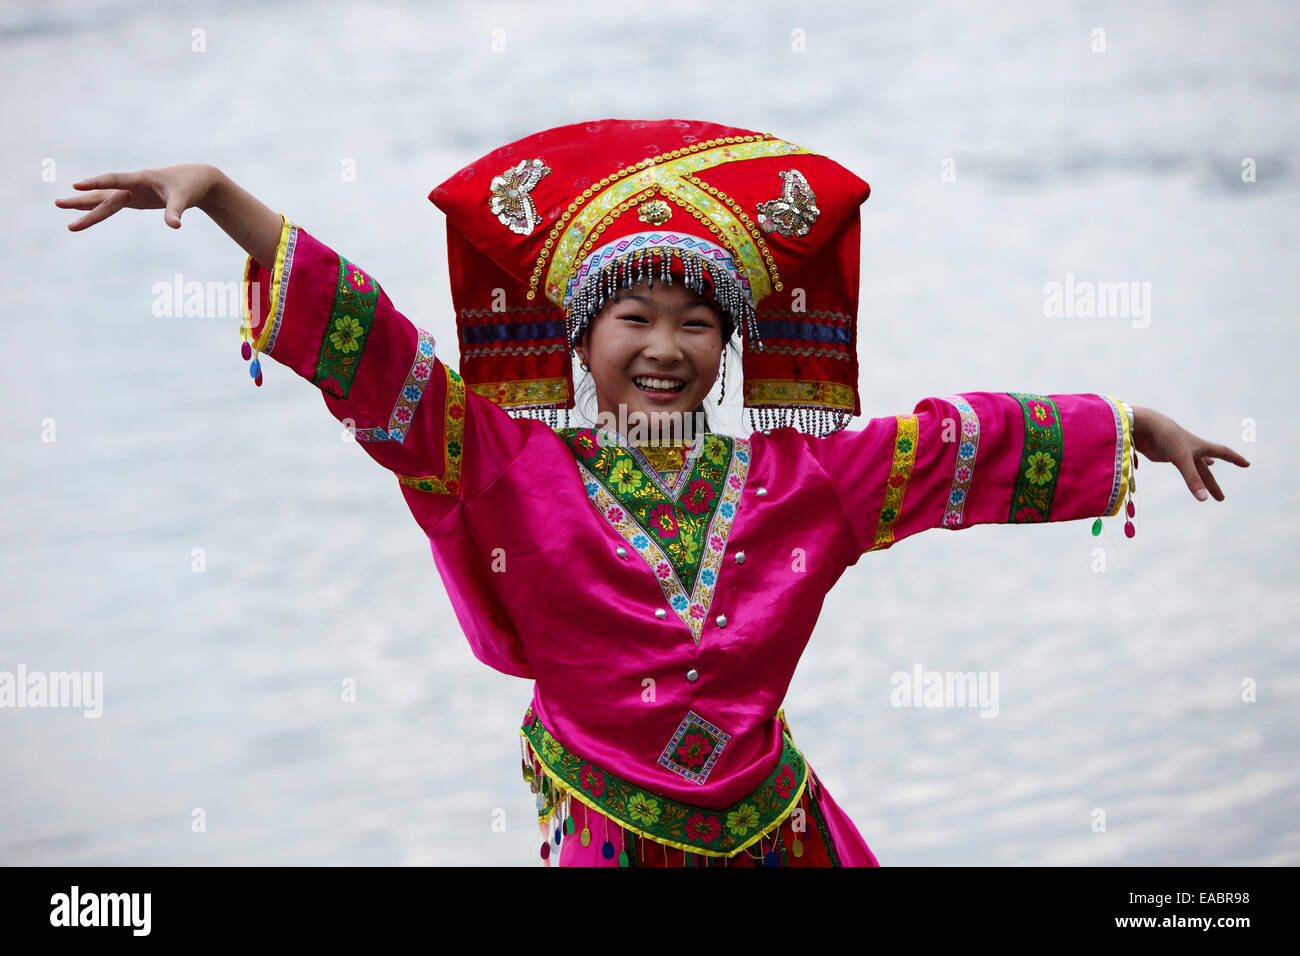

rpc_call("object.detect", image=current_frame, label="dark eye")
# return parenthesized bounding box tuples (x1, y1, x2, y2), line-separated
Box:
(621, 314, 650, 324)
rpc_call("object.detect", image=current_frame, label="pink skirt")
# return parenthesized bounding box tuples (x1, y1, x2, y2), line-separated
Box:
(551, 764, 879, 867)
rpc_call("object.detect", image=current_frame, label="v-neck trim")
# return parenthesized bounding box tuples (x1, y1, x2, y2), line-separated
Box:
(593, 426, 703, 501)
(555, 426, 752, 644)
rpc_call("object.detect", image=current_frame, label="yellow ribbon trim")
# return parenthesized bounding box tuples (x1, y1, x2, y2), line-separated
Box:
(868, 414, 919, 552)
(241, 212, 293, 354)
(1103, 394, 1132, 518)
(744, 378, 856, 412)
(395, 366, 466, 495)
(467, 376, 569, 409)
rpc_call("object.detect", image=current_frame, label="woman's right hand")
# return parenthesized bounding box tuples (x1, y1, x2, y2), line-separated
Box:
(55, 163, 219, 232)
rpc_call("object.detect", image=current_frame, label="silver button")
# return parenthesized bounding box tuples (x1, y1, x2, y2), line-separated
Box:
(616, 546, 627, 558)
(655, 608, 666, 620)
(715, 614, 727, 628)
(734, 551, 745, 564)
(686, 669, 699, 683)
(755, 487, 767, 496)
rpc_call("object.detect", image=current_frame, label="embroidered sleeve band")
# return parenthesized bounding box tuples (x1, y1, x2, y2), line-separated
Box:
(240, 219, 471, 519)
(803, 392, 1133, 557)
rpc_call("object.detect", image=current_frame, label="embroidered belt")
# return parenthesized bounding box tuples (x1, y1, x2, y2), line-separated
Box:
(520, 704, 809, 858)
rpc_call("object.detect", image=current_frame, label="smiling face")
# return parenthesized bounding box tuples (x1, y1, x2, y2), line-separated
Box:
(574, 279, 726, 440)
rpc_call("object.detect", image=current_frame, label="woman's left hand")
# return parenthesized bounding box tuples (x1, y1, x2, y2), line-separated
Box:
(1131, 405, 1251, 501)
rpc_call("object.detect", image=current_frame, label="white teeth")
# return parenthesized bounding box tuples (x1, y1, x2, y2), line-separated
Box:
(633, 377, 685, 391)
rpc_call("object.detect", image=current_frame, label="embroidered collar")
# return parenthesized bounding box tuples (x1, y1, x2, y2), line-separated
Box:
(590, 425, 706, 497)
(555, 426, 751, 644)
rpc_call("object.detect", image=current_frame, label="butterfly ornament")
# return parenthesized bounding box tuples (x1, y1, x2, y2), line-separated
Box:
(756, 169, 820, 238)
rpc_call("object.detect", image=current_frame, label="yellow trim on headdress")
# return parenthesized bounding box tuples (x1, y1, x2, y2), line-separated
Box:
(535, 137, 812, 309)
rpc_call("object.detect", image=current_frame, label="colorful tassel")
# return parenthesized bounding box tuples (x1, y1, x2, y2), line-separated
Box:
(240, 319, 263, 387)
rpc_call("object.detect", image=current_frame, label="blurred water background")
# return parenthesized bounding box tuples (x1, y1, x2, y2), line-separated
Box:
(2, 0, 1298, 865)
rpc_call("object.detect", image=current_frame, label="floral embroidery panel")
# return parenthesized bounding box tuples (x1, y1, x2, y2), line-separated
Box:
(555, 428, 751, 644)
(658, 710, 732, 785)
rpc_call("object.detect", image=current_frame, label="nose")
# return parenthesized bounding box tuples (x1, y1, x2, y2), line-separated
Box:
(641, 319, 686, 366)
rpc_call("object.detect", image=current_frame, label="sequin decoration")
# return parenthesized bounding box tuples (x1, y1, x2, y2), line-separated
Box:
(489, 158, 551, 235)
(637, 199, 672, 224)
(756, 169, 819, 238)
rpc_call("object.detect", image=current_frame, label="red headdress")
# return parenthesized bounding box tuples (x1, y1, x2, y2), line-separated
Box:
(429, 118, 871, 435)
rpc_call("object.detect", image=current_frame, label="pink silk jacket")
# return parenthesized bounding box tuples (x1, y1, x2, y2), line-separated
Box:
(241, 216, 1134, 862)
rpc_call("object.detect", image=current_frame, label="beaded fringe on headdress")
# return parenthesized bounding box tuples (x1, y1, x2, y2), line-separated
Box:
(747, 405, 852, 438)
(564, 245, 761, 357)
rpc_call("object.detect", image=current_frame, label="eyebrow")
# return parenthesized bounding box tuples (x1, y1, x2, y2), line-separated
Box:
(619, 292, 716, 314)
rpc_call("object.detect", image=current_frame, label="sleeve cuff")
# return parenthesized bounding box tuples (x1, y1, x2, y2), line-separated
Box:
(241, 213, 294, 353)
(1102, 394, 1133, 518)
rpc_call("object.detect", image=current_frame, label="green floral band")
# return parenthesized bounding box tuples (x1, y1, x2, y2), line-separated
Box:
(1007, 393, 1064, 522)
(313, 256, 379, 400)
(521, 705, 809, 858)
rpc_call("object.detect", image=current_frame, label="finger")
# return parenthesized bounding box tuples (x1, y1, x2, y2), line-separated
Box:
(1176, 452, 1210, 501)
(66, 192, 127, 232)
(72, 172, 136, 191)
(55, 192, 111, 210)
(1206, 444, 1251, 467)
(1196, 457, 1225, 501)
(162, 185, 184, 229)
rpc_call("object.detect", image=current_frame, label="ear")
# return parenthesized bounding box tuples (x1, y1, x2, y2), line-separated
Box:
(576, 326, 591, 366)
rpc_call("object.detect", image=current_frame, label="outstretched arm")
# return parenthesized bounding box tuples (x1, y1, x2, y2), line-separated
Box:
(56, 165, 535, 529)
(789, 391, 1249, 562)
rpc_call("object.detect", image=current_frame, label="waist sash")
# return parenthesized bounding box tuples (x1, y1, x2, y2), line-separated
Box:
(520, 704, 809, 858)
